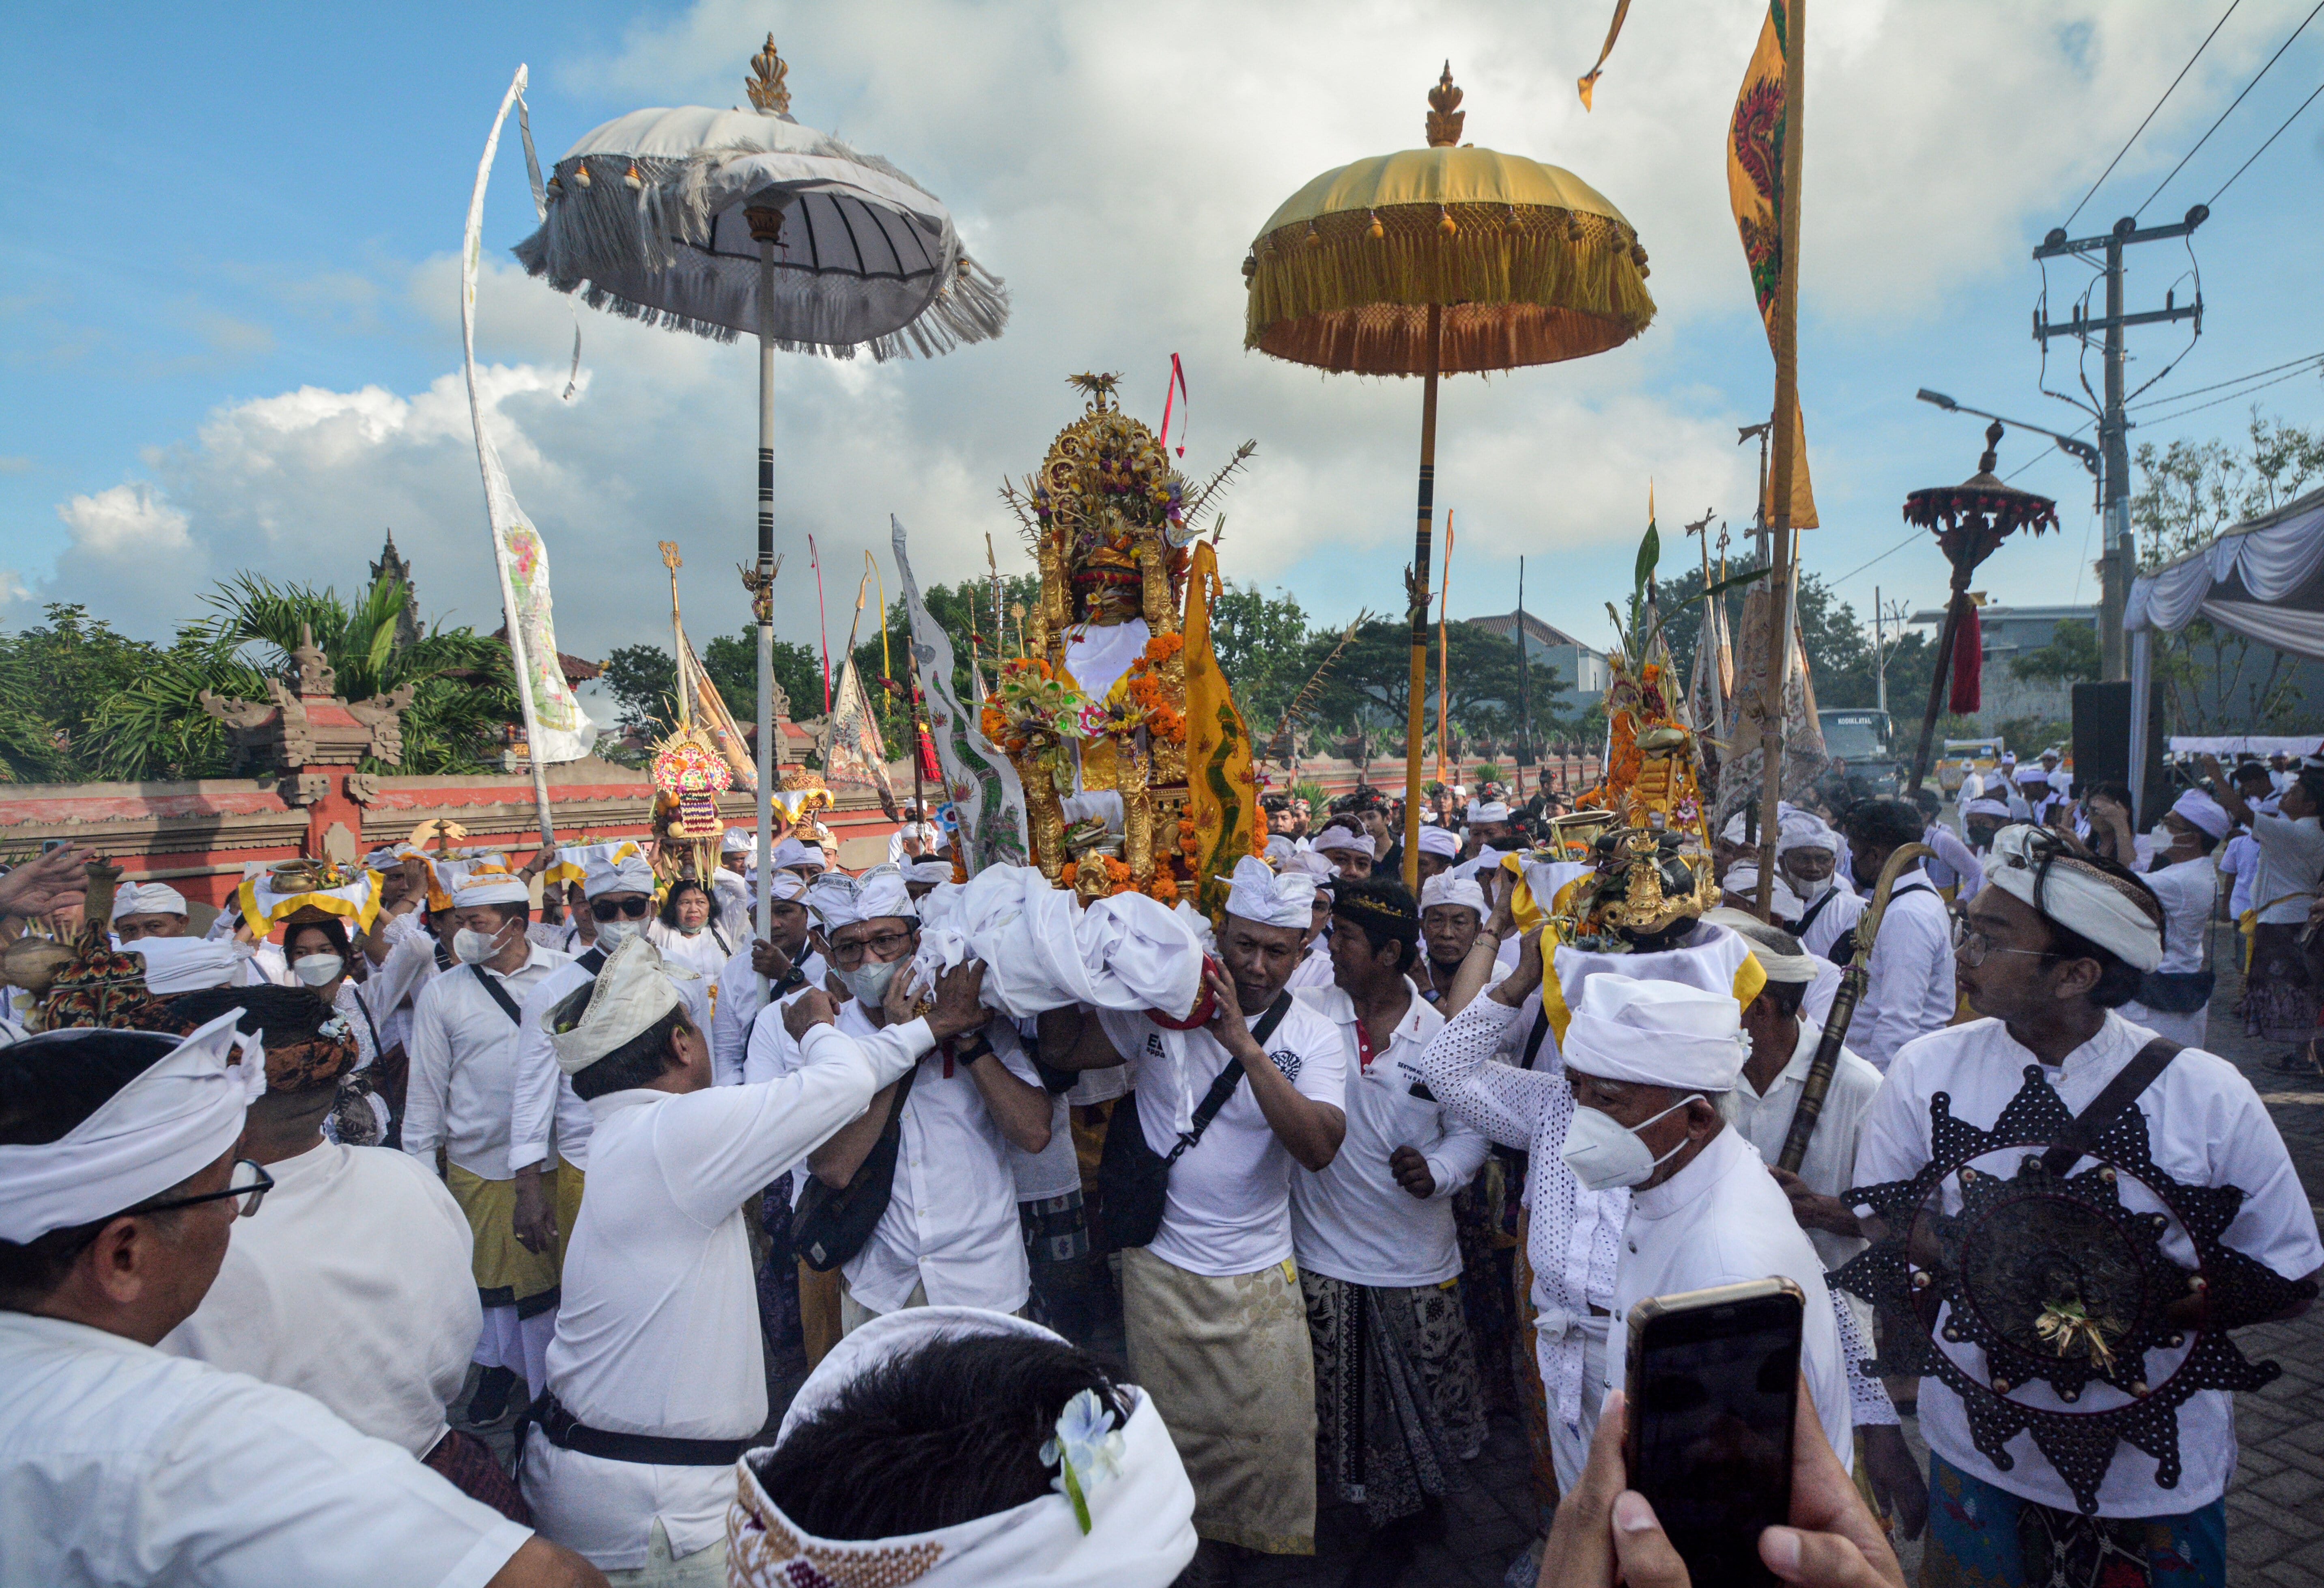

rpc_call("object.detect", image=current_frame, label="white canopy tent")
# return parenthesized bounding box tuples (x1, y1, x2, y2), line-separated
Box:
(2126, 484, 2324, 815)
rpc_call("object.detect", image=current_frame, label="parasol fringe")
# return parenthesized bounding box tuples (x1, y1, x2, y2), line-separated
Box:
(1245, 203, 1654, 373)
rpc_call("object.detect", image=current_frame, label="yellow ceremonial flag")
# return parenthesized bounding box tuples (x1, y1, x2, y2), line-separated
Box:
(1727, 0, 1819, 530)
(1183, 541, 1260, 922)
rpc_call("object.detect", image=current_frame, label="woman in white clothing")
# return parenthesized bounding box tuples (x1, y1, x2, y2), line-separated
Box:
(646, 877, 735, 982)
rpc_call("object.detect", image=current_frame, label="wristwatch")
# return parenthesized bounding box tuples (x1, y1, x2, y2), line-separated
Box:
(951, 1033, 996, 1066)
(770, 965, 807, 995)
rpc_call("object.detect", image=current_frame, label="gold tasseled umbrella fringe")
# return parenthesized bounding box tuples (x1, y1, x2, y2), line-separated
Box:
(1245, 203, 1656, 375)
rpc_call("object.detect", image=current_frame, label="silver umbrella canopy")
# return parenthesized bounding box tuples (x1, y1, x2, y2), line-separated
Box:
(514, 39, 1008, 953)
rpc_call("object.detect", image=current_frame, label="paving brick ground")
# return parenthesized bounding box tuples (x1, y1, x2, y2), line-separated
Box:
(456, 944, 2324, 1588)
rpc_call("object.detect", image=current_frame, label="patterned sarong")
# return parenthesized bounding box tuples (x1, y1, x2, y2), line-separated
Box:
(1922, 1453, 2224, 1588)
(2242, 922, 2321, 1043)
(445, 1163, 561, 1316)
(1122, 1246, 1316, 1554)
(424, 1428, 531, 1525)
(1301, 1271, 1485, 1527)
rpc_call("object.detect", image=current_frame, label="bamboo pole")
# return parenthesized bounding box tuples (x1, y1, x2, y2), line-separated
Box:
(1435, 510, 1455, 797)
(1753, 0, 1805, 916)
(1403, 303, 1444, 892)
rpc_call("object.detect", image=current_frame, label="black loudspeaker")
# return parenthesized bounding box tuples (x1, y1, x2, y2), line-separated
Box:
(2071, 681, 2168, 818)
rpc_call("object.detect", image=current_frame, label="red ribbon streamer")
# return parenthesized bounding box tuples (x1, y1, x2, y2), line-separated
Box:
(1949, 599, 1982, 715)
(1158, 353, 1190, 458)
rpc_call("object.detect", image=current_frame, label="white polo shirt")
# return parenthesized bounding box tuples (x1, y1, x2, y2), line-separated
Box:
(1, 1312, 528, 1588)
(1097, 993, 1346, 1278)
(1291, 980, 1486, 1288)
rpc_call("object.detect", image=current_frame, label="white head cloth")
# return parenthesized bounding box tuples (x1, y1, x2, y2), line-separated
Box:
(729, 1307, 1196, 1588)
(1702, 908, 1821, 984)
(1721, 863, 1804, 922)
(853, 865, 919, 924)
(1775, 814, 1839, 860)
(451, 864, 529, 907)
(1560, 972, 1748, 1091)
(773, 836, 828, 873)
(0, 1010, 265, 1242)
(1289, 851, 1338, 883)
(1263, 834, 1299, 868)
(1965, 797, 2013, 820)
(1420, 874, 1487, 917)
(806, 873, 865, 932)
(1224, 855, 1318, 929)
(1466, 800, 1511, 824)
(721, 829, 753, 856)
(125, 937, 241, 994)
(584, 852, 660, 901)
(905, 859, 956, 885)
(547, 935, 684, 1076)
(111, 882, 188, 921)
(1416, 825, 1461, 860)
(2170, 788, 2233, 840)
(1309, 826, 1376, 859)
(1983, 824, 2165, 972)
(2015, 764, 2053, 786)
(908, 866, 1204, 1021)
(2000, 751, 2017, 765)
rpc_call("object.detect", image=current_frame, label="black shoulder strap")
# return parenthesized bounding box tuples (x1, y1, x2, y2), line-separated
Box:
(575, 946, 607, 976)
(1521, 1003, 1553, 1069)
(348, 987, 384, 1058)
(1165, 993, 1295, 1164)
(2043, 1037, 2181, 1176)
(470, 963, 525, 1026)
(1794, 886, 1838, 937)
(712, 923, 732, 955)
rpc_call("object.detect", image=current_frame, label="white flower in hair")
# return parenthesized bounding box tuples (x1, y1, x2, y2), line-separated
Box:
(1039, 1388, 1126, 1534)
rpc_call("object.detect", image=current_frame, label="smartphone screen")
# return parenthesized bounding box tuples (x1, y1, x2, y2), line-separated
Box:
(1625, 1284, 1803, 1588)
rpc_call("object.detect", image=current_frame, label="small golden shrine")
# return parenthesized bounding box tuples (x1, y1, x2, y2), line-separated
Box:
(1561, 636, 1719, 940)
(987, 374, 1252, 905)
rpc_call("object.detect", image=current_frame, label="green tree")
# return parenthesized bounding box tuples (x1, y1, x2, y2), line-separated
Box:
(1207, 582, 1315, 734)
(2009, 617, 2100, 683)
(1298, 617, 1573, 748)
(605, 632, 822, 745)
(2132, 412, 2324, 730)
(0, 605, 171, 781)
(85, 575, 520, 780)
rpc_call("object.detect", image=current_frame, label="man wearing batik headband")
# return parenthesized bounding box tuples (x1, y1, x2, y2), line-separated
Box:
(1558, 974, 1857, 1469)
(1039, 855, 1347, 1564)
(1711, 917, 1927, 1535)
(1290, 877, 1488, 1572)
(404, 862, 573, 1426)
(2096, 786, 2227, 1049)
(1309, 821, 1377, 881)
(0, 1015, 603, 1588)
(730, 1308, 1195, 1588)
(1858, 825, 2323, 1586)
(508, 852, 715, 1280)
(1416, 872, 1487, 1004)
(155, 987, 524, 1522)
(521, 937, 990, 1581)
(759, 870, 1054, 1339)
(1413, 821, 1461, 885)
(110, 881, 189, 945)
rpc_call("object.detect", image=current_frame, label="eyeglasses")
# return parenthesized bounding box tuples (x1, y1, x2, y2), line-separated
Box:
(829, 929, 914, 967)
(1950, 914, 2049, 969)
(141, 1159, 275, 1220)
(590, 896, 653, 922)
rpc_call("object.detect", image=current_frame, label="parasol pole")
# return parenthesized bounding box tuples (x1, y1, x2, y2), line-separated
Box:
(1403, 301, 1443, 892)
(1436, 511, 1454, 797)
(1517, 555, 1533, 802)
(743, 204, 784, 978)
(1753, 0, 1805, 918)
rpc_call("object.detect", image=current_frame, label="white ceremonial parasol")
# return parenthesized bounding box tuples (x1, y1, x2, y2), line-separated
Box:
(514, 37, 1007, 958)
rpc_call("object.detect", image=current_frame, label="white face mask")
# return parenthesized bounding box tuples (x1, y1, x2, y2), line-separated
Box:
(594, 920, 639, 952)
(452, 926, 504, 965)
(1561, 1094, 1704, 1192)
(677, 921, 705, 937)
(291, 952, 344, 988)
(838, 956, 903, 1008)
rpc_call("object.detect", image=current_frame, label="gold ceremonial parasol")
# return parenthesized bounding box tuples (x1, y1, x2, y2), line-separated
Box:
(1244, 65, 1656, 887)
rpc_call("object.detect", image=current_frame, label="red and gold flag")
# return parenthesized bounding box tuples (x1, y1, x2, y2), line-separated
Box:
(1728, 0, 1819, 530)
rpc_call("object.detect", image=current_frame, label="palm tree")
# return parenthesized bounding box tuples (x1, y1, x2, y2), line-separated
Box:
(89, 575, 520, 780)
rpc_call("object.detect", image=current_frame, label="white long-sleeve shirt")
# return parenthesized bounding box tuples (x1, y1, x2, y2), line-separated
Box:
(1920, 822, 1986, 900)
(507, 946, 711, 1175)
(402, 942, 569, 1181)
(1860, 1011, 2323, 1515)
(1851, 871, 1954, 1071)
(363, 910, 443, 1059)
(709, 942, 827, 1087)
(1291, 980, 1486, 1288)
(521, 1015, 932, 1570)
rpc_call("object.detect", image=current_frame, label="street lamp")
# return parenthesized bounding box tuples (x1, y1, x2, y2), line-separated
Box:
(1915, 390, 2100, 493)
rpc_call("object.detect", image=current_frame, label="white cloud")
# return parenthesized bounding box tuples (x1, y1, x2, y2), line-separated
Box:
(56, 483, 189, 556)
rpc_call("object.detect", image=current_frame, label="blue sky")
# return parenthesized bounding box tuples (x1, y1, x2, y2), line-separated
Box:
(5, 0, 2321, 712)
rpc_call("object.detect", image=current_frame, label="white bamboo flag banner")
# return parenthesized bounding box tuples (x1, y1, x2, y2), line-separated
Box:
(465, 65, 593, 766)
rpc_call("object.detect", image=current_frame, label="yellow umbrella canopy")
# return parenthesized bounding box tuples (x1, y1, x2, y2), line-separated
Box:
(1242, 66, 1655, 886)
(1244, 69, 1655, 374)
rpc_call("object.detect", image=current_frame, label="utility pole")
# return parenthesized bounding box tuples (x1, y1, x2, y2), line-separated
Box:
(2031, 206, 2207, 680)
(1874, 584, 1886, 715)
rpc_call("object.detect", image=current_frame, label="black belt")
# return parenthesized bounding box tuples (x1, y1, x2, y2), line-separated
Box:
(526, 1392, 751, 1467)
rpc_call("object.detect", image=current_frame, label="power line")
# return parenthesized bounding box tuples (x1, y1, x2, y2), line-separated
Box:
(2136, 0, 2324, 215)
(2064, 0, 2243, 226)
(2208, 73, 2324, 203)
(2136, 358, 2324, 425)
(1831, 530, 1923, 585)
(2128, 348, 2324, 408)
